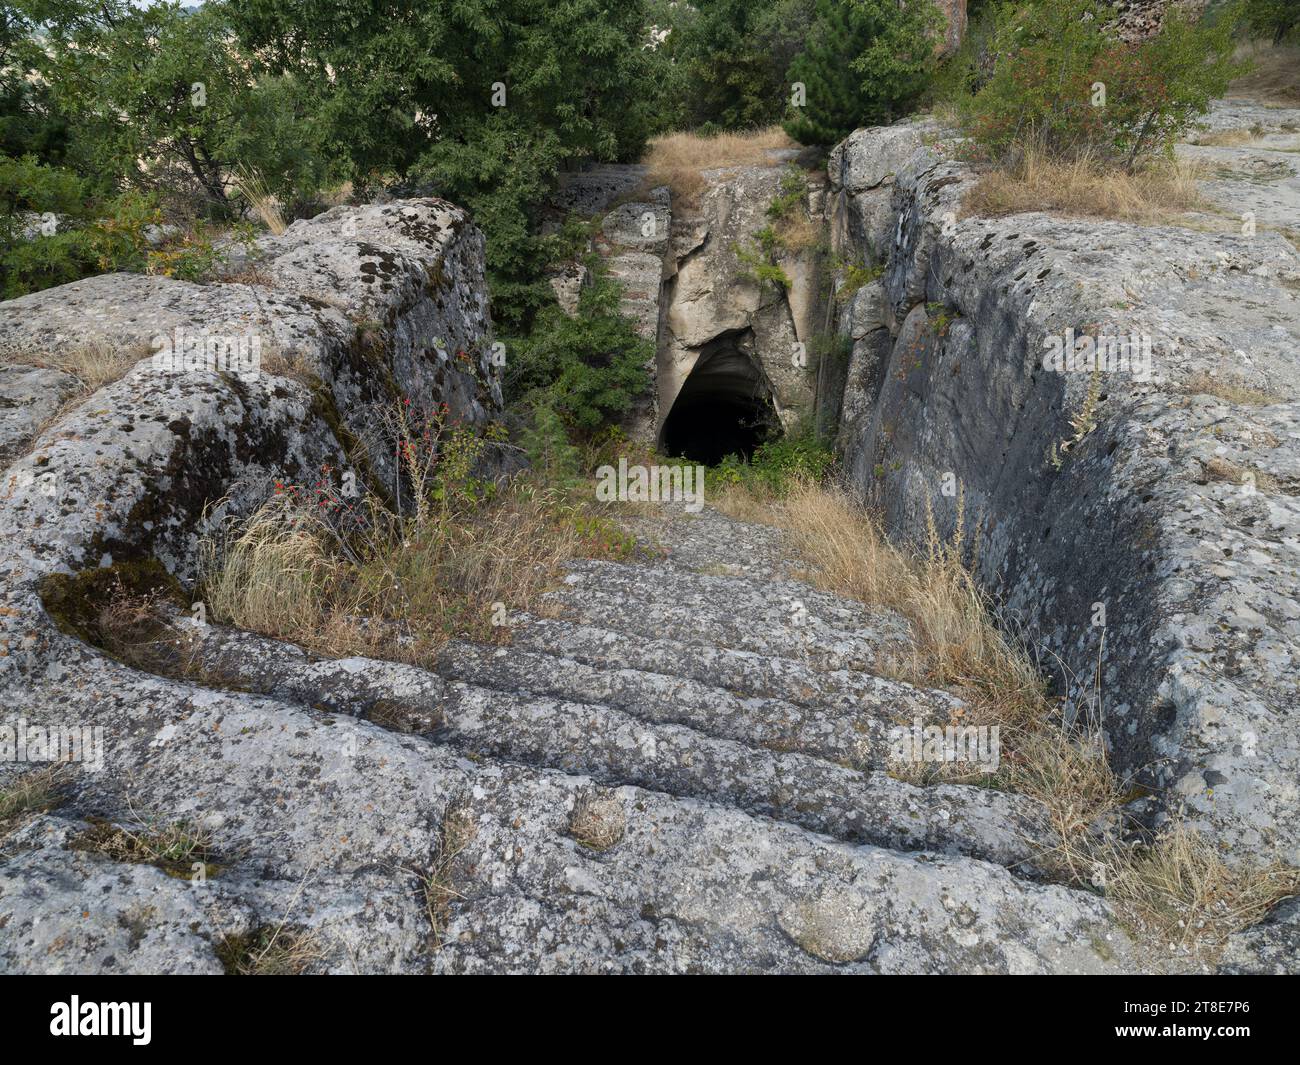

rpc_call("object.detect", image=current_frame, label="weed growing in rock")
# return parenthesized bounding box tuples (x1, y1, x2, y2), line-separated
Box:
(216, 924, 325, 975)
(69, 814, 218, 880)
(568, 791, 626, 852)
(0, 765, 66, 825)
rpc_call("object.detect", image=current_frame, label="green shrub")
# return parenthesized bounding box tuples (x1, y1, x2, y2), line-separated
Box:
(1242, 0, 1300, 43)
(0, 153, 158, 298)
(504, 264, 653, 436)
(957, 1, 1243, 169)
(709, 432, 835, 496)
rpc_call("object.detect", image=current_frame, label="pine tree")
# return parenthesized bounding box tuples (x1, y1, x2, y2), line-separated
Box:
(783, 0, 939, 146)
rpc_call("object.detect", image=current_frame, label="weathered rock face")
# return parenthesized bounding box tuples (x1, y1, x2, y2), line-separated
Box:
(659, 163, 822, 444)
(826, 106, 1300, 871)
(548, 155, 824, 451)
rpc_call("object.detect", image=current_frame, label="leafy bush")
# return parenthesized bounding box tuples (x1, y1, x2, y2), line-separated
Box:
(709, 432, 835, 496)
(783, 0, 940, 146)
(956, 1, 1243, 168)
(1242, 0, 1300, 43)
(0, 154, 158, 298)
(504, 265, 653, 435)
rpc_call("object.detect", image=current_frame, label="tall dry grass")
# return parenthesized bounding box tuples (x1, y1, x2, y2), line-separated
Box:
(964, 148, 1205, 224)
(642, 126, 795, 207)
(230, 164, 287, 235)
(713, 477, 1298, 953)
(7, 340, 150, 394)
(200, 483, 599, 662)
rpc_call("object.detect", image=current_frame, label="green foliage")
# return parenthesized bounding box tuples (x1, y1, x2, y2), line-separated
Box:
(505, 265, 653, 435)
(734, 227, 793, 290)
(230, 0, 657, 331)
(520, 403, 583, 489)
(708, 432, 835, 496)
(0, 153, 158, 298)
(766, 166, 807, 222)
(783, 0, 940, 146)
(662, 0, 819, 132)
(16, 1, 337, 221)
(1242, 0, 1300, 43)
(955, 1, 1245, 168)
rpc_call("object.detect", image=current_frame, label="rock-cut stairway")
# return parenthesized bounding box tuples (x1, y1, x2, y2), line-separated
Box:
(96, 501, 1152, 973)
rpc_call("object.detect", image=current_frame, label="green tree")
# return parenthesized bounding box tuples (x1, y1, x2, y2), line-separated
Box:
(783, 0, 940, 146)
(505, 266, 653, 435)
(1242, 0, 1299, 43)
(229, 0, 657, 330)
(663, 0, 818, 132)
(15, 0, 337, 219)
(958, 1, 1243, 167)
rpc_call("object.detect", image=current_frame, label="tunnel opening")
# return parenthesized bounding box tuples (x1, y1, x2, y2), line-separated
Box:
(660, 340, 778, 466)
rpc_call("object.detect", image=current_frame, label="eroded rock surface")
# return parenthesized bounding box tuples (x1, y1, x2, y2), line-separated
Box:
(827, 105, 1300, 880)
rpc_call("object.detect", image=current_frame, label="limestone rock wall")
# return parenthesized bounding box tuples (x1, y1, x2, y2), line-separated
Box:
(827, 112, 1300, 868)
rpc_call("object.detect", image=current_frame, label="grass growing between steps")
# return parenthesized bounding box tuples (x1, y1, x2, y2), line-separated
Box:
(198, 408, 641, 665)
(714, 476, 1300, 957)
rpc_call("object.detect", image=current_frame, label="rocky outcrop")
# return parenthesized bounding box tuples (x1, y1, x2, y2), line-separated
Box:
(826, 105, 1300, 877)
(1, 188, 1160, 974)
(551, 153, 825, 450)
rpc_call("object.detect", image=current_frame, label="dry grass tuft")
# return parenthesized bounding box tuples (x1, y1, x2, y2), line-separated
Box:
(568, 791, 626, 851)
(69, 814, 216, 878)
(1229, 42, 1300, 106)
(720, 479, 1049, 732)
(1184, 370, 1280, 407)
(964, 149, 1205, 224)
(217, 924, 325, 975)
(1106, 825, 1300, 950)
(230, 164, 287, 235)
(0, 765, 66, 824)
(411, 804, 477, 948)
(1189, 127, 1258, 147)
(200, 443, 638, 663)
(7, 340, 151, 395)
(642, 126, 795, 207)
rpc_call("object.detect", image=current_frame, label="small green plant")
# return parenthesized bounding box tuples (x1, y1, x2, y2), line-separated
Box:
(708, 432, 835, 497)
(69, 814, 218, 879)
(766, 167, 807, 222)
(734, 230, 793, 291)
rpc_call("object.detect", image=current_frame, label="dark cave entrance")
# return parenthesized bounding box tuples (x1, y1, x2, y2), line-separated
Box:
(660, 340, 778, 466)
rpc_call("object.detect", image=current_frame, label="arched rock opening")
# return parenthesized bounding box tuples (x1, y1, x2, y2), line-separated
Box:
(660, 341, 777, 466)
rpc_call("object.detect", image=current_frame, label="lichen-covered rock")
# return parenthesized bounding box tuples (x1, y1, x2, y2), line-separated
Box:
(827, 119, 1300, 869)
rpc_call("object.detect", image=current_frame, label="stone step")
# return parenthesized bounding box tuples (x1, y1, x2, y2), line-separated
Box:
(563, 557, 896, 633)
(612, 506, 800, 579)
(174, 618, 1051, 874)
(435, 639, 897, 768)
(509, 613, 941, 716)
(544, 580, 907, 672)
